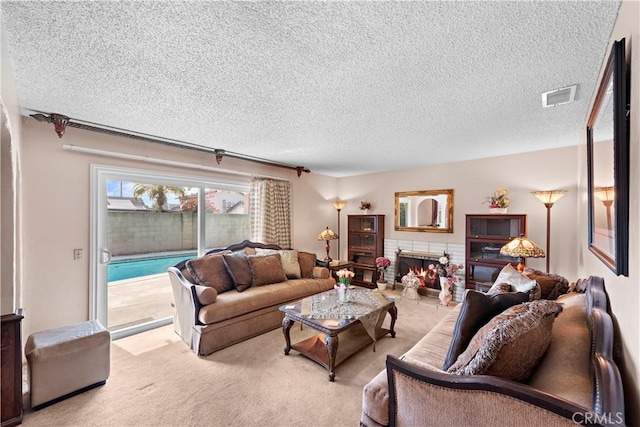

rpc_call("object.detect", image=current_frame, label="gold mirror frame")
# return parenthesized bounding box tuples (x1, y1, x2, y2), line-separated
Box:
(394, 189, 454, 233)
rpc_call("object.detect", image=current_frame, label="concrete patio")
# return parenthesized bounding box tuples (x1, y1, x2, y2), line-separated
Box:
(108, 273, 174, 331)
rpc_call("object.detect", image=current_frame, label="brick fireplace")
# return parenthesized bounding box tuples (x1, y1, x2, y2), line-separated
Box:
(394, 249, 446, 291)
(382, 238, 465, 303)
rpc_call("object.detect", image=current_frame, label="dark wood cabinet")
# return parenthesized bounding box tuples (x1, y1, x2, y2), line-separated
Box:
(1, 313, 24, 427)
(465, 214, 527, 289)
(347, 215, 384, 288)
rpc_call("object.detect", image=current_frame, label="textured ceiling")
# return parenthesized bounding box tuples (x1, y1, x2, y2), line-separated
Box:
(1, 1, 621, 177)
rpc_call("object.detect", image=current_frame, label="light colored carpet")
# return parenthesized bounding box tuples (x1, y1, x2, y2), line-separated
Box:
(21, 291, 452, 427)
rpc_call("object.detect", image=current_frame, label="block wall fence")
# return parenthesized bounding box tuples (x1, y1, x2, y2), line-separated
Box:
(107, 211, 249, 256)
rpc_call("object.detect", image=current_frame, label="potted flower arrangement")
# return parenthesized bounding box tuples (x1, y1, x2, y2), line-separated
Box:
(375, 256, 391, 290)
(335, 269, 355, 303)
(359, 200, 372, 213)
(484, 188, 510, 213)
(428, 255, 464, 306)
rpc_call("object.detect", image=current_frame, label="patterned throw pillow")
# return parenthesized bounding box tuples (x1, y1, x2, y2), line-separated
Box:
(185, 252, 233, 294)
(255, 248, 301, 279)
(487, 283, 511, 295)
(222, 252, 253, 292)
(523, 268, 570, 300)
(442, 289, 530, 370)
(488, 264, 539, 300)
(248, 254, 288, 286)
(298, 251, 317, 278)
(447, 300, 563, 381)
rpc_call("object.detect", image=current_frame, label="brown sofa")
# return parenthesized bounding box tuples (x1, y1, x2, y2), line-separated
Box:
(168, 240, 335, 356)
(361, 276, 625, 426)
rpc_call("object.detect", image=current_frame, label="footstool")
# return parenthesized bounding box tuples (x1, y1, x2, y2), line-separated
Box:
(25, 320, 111, 409)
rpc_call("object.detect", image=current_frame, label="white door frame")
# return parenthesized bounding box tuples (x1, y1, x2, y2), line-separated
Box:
(90, 164, 248, 339)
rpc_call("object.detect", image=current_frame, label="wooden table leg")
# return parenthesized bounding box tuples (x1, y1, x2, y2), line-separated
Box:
(325, 333, 339, 382)
(282, 317, 293, 355)
(388, 305, 398, 338)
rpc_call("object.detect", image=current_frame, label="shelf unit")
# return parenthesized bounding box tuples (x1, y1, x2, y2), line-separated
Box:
(465, 214, 527, 289)
(1, 313, 24, 427)
(347, 214, 385, 288)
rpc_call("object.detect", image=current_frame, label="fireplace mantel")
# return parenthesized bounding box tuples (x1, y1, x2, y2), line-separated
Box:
(394, 249, 444, 260)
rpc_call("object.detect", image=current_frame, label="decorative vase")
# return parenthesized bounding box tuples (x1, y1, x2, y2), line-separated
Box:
(335, 283, 350, 303)
(439, 277, 452, 306)
(377, 281, 387, 291)
(489, 207, 508, 214)
(363, 209, 369, 215)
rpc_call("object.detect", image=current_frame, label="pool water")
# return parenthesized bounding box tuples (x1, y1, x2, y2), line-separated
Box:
(108, 253, 195, 282)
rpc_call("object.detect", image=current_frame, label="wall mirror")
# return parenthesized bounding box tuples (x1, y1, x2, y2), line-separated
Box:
(587, 38, 629, 276)
(394, 189, 454, 233)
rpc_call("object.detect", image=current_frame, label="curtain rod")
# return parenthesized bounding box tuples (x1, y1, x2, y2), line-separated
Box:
(62, 144, 291, 181)
(27, 110, 311, 177)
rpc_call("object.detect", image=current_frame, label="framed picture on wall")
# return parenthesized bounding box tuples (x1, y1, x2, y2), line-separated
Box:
(586, 38, 629, 276)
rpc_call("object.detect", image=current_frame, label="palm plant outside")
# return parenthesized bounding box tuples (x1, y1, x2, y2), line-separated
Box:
(133, 184, 186, 211)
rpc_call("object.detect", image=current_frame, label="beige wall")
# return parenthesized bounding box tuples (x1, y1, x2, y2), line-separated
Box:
(1, 27, 23, 315)
(577, 0, 639, 423)
(19, 119, 336, 339)
(337, 146, 579, 281)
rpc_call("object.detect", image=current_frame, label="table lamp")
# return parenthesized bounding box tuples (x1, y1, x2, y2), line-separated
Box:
(317, 227, 338, 262)
(500, 234, 545, 272)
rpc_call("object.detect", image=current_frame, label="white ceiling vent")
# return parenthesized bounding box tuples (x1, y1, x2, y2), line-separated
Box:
(541, 85, 577, 108)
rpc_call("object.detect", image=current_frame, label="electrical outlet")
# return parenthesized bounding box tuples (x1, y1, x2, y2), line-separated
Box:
(73, 249, 83, 260)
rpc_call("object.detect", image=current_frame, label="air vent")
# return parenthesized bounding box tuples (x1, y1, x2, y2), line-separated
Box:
(541, 85, 577, 108)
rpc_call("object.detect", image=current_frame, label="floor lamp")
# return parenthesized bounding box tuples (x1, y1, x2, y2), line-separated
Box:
(531, 190, 566, 272)
(331, 200, 347, 260)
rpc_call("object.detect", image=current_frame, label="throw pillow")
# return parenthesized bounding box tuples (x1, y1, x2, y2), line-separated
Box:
(523, 268, 570, 300)
(185, 252, 234, 294)
(488, 263, 538, 299)
(298, 251, 317, 279)
(248, 254, 288, 286)
(193, 284, 217, 305)
(447, 300, 563, 381)
(547, 281, 570, 300)
(486, 283, 511, 295)
(222, 251, 253, 292)
(442, 289, 530, 370)
(255, 248, 301, 279)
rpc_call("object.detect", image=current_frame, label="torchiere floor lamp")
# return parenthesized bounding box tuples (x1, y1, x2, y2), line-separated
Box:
(531, 190, 566, 272)
(331, 200, 347, 260)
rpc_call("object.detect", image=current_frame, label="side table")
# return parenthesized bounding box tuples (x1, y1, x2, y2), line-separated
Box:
(325, 260, 353, 281)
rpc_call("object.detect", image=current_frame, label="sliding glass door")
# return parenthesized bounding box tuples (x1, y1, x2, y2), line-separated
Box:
(91, 165, 249, 339)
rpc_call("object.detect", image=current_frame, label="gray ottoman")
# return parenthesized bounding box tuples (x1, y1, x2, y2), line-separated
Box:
(25, 320, 110, 409)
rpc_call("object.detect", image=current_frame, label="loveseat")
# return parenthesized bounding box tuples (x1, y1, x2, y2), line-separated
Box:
(361, 275, 626, 426)
(168, 240, 335, 356)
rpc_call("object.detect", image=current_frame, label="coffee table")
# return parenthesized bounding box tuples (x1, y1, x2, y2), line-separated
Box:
(279, 288, 397, 381)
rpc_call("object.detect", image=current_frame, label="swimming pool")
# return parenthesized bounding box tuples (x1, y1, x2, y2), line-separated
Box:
(108, 253, 195, 282)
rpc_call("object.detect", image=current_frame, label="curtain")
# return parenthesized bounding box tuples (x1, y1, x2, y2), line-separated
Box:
(249, 177, 292, 248)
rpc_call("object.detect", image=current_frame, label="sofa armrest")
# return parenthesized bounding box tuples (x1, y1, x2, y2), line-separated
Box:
(386, 355, 599, 427)
(312, 266, 331, 279)
(168, 267, 201, 350)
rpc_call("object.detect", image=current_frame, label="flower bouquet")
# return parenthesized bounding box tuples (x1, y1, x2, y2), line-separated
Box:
(335, 269, 355, 303)
(375, 256, 390, 280)
(428, 256, 464, 306)
(359, 200, 372, 211)
(484, 187, 510, 212)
